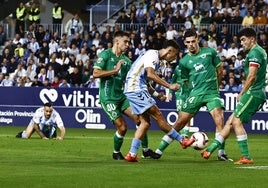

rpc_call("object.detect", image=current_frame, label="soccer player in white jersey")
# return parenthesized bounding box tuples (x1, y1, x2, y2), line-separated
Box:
(123, 40, 195, 162)
(16, 103, 65, 140)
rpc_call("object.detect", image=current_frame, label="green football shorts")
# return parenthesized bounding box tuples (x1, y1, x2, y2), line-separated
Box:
(175, 93, 188, 112)
(101, 98, 130, 122)
(181, 94, 224, 114)
(234, 92, 266, 123)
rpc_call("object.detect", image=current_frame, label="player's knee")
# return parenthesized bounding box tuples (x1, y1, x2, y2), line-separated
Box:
(141, 121, 150, 129)
(117, 126, 127, 135)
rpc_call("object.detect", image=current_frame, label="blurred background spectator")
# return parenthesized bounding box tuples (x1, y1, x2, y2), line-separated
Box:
(0, 0, 268, 92)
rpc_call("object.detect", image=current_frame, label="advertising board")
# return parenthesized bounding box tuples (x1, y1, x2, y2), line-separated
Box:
(0, 87, 267, 134)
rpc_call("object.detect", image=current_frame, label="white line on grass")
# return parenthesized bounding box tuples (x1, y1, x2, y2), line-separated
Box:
(236, 166, 268, 170)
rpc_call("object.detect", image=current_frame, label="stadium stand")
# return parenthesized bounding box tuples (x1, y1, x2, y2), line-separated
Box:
(0, 0, 268, 93)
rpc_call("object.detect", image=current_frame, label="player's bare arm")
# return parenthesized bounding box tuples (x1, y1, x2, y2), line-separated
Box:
(33, 123, 47, 139)
(237, 65, 257, 101)
(56, 126, 65, 140)
(216, 63, 223, 86)
(146, 67, 180, 91)
(147, 82, 166, 101)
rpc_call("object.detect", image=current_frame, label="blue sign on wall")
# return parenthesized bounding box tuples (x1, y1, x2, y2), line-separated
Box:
(0, 87, 267, 134)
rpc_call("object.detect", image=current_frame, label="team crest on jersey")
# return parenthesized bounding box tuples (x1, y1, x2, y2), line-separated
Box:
(194, 63, 205, 71)
(97, 58, 103, 63)
(111, 111, 117, 118)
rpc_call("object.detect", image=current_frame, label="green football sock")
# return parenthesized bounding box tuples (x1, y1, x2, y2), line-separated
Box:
(141, 133, 149, 149)
(217, 140, 226, 156)
(206, 139, 221, 153)
(156, 135, 174, 154)
(237, 139, 251, 159)
(215, 132, 225, 156)
(113, 132, 123, 152)
(158, 140, 169, 152)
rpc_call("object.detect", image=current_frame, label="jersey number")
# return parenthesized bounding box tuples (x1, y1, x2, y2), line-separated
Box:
(188, 97, 195, 103)
(106, 103, 116, 112)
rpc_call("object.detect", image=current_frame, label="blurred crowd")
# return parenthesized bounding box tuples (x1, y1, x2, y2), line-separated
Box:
(0, 0, 268, 92)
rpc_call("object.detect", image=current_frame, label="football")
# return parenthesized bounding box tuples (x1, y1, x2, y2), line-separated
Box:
(190, 132, 209, 150)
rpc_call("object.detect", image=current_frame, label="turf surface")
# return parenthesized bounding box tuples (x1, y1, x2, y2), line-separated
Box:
(0, 126, 267, 188)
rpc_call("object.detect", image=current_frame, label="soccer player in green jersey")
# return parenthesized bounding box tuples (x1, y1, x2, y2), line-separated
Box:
(153, 29, 232, 161)
(202, 27, 267, 164)
(93, 30, 154, 160)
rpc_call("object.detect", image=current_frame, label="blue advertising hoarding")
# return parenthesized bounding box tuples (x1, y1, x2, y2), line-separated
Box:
(0, 87, 267, 134)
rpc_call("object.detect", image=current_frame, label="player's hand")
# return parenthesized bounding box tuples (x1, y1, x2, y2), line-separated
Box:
(169, 83, 180, 91)
(55, 136, 63, 140)
(158, 92, 166, 102)
(114, 60, 124, 73)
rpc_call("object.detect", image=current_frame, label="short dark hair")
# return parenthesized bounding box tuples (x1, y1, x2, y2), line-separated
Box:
(44, 102, 52, 107)
(162, 40, 180, 51)
(238, 27, 257, 39)
(183, 29, 198, 39)
(113, 30, 129, 39)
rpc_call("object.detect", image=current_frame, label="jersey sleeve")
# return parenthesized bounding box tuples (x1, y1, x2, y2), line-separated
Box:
(32, 108, 42, 124)
(248, 49, 261, 68)
(169, 67, 178, 94)
(171, 65, 180, 84)
(93, 50, 109, 70)
(54, 110, 64, 128)
(143, 50, 159, 70)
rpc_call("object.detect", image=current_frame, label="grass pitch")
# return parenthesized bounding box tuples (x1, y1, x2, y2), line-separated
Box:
(0, 126, 267, 188)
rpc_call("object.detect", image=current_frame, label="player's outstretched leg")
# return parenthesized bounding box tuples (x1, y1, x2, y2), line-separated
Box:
(152, 129, 195, 159)
(201, 136, 223, 160)
(153, 135, 174, 159)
